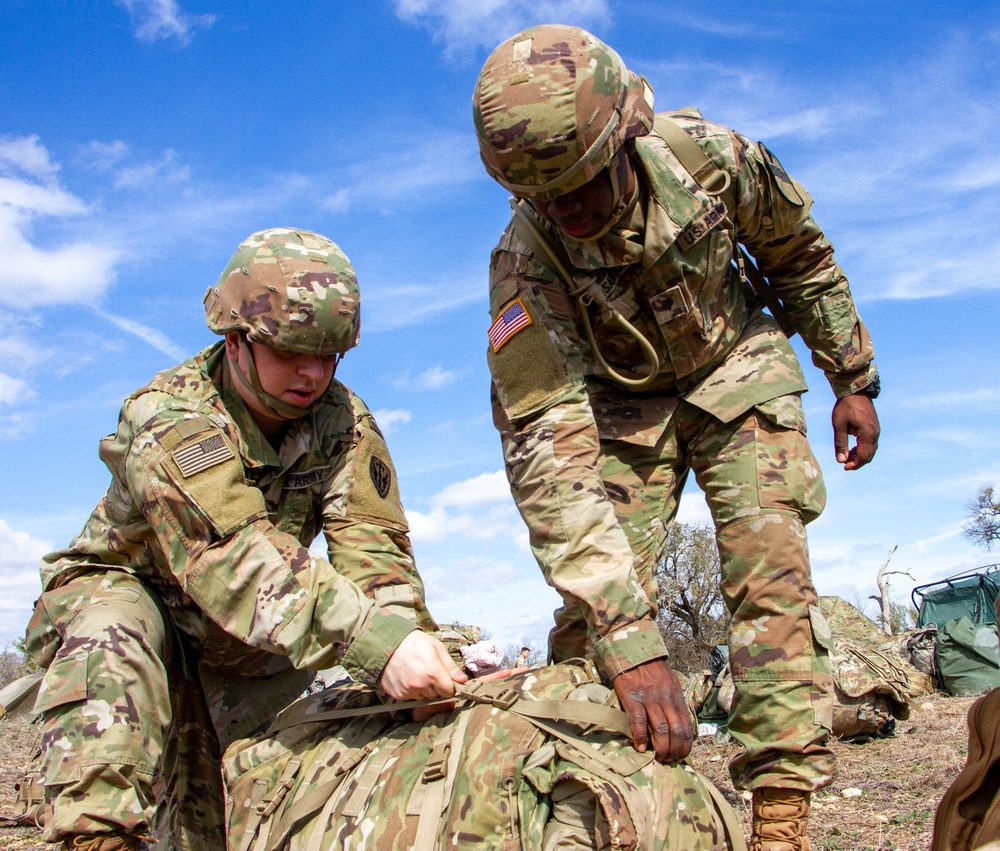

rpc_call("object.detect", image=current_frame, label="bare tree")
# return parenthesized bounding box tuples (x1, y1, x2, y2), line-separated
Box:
(963, 483, 1000, 550)
(870, 546, 912, 635)
(655, 522, 729, 673)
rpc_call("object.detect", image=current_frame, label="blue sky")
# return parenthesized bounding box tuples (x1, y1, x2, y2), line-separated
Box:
(1, 0, 999, 655)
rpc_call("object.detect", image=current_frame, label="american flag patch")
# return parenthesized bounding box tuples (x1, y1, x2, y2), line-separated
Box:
(488, 298, 532, 353)
(172, 433, 234, 477)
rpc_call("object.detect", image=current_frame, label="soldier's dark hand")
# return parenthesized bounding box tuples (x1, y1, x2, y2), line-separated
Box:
(832, 394, 880, 470)
(612, 658, 694, 763)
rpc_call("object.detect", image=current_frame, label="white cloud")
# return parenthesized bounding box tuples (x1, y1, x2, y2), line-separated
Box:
(391, 365, 462, 391)
(115, 0, 215, 45)
(0, 137, 121, 307)
(371, 408, 413, 435)
(406, 470, 524, 545)
(0, 176, 87, 217)
(408, 500, 523, 544)
(365, 278, 484, 333)
(431, 470, 509, 507)
(79, 140, 130, 173)
(0, 331, 48, 368)
(92, 308, 188, 360)
(0, 374, 33, 405)
(394, 0, 611, 57)
(0, 519, 50, 647)
(416, 366, 460, 390)
(349, 134, 483, 207)
(321, 188, 350, 213)
(114, 148, 191, 189)
(0, 207, 120, 308)
(0, 135, 60, 180)
(901, 388, 1000, 411)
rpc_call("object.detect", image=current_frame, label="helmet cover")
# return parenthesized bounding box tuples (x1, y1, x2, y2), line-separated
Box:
(472, 24, 654, 200)
(205, 227, 360, 356)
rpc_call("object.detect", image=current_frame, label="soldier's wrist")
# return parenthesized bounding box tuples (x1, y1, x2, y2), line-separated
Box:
(341, 613, 418, 686)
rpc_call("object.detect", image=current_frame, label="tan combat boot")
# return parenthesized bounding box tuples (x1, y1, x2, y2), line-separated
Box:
(750, 787, 811, 851)
(62, 834, 150, 851)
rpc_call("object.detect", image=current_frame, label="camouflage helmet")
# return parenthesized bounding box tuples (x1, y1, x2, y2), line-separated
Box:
(472, 24, 654, 201)
(204, 228, 360, 356)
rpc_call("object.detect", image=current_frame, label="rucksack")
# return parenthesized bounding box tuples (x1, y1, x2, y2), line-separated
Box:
(222, 660, 746, 851)
(828, 638, 912, 740)
(932, 686, 1000, 850)
(697, 636, 913, 742)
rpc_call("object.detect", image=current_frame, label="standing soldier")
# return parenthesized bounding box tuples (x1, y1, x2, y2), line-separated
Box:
(472, 25, 880, 851)
(24, 228, 465, 850)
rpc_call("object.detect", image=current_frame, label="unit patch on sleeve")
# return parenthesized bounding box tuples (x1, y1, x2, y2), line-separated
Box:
(488, 298, 533, 353)
(369, 456, 392, 499)
(171, 433, 234, 477)
(759, 142, 806, 206)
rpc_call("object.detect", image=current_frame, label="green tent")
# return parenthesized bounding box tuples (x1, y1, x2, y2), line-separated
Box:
(912, 564, 999, 629)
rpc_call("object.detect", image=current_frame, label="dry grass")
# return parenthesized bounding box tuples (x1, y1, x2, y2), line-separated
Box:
(688, 690, 976, 850)
(0, 717, 46, 850)
(0, 690, 976, 850)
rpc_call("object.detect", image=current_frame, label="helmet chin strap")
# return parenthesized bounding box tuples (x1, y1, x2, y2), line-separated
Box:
(229, 336, 325, 422)
(573, 149, 637, 243)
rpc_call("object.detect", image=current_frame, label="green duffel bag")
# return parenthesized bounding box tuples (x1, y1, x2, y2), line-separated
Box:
(937, 616, 1000, 696)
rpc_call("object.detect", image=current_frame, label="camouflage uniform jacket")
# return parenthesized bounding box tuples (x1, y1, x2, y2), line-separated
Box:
(486, 108, 876, 677)
(40, 343, 432, 688)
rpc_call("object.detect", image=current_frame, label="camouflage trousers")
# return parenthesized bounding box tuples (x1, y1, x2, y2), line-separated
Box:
(24, 570, 311, 849)
(550, 386, 836, 793)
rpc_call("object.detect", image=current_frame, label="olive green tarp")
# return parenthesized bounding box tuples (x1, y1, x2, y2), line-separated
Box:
(912, 565, 999, 629)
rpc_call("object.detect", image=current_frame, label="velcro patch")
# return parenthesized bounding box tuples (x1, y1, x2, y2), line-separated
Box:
(676, 200, 727, 251)
(489, 298, 533, 353)
(172, 433, 234, 477)
(760, 142, 806, 206)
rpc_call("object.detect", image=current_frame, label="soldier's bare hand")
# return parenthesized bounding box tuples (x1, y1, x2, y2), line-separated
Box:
(832, 394, 880, 470)
(613, 659, 694, 763)
(380, 629, 468, 702)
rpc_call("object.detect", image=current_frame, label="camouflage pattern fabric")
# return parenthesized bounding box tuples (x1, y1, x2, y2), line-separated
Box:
(486, 108, 878, 792)
(473, 24, 654, 201)
(204, 227, 361, 356)
(699, 598, 922, 742)
(881, 627, 939, 694)
(24, 342, 435, 847)
(223, 660, 744, 850)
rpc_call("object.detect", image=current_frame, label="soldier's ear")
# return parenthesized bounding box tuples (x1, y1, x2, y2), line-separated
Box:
(223, 332, 243, 361)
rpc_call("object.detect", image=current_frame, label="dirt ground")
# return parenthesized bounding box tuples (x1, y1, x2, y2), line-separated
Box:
(0, 690, 976, 850)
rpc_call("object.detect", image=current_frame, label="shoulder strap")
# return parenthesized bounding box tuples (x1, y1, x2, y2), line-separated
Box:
(694, 769, 749, 851)
(653, 114, 796, 338)
(653, 115, 733, 200)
